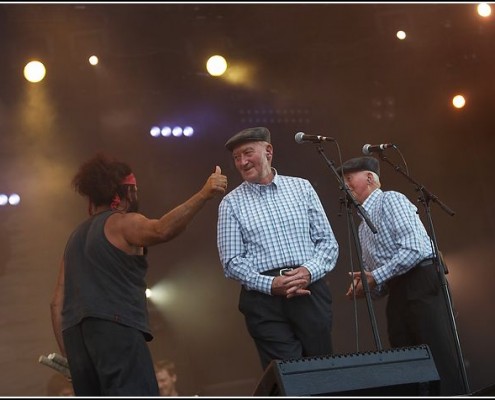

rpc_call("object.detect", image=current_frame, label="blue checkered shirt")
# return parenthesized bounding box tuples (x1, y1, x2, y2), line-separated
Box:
(359, 188, 434, 294)
(217, 172, 339, 295)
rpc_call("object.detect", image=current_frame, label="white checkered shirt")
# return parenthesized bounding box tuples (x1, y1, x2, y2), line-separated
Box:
(359, 188, 434, 291)
(217, 172, 339, 295)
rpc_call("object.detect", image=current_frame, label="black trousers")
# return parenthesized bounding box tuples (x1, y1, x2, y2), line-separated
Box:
(63, 317, 159, 396)
(239, 276, 333, 370)
(386, 263, 466, 396)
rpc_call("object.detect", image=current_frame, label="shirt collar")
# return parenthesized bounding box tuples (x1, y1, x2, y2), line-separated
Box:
(357, 188, 382, 220)
(245, 168, 278, 194)
(362, 187, 382, 210)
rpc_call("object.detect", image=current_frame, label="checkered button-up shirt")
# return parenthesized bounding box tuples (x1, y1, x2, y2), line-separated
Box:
(359, 188, 434, 293)
(217, 172, 339, 295)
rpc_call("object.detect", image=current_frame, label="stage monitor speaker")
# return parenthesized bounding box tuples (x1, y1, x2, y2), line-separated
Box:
(469, 383, 495, 396)
(253, 345, 440, 396)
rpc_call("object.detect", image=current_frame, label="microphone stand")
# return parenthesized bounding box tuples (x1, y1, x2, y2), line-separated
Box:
(314, 143, 383, 351)
(378, 152, 470, 394)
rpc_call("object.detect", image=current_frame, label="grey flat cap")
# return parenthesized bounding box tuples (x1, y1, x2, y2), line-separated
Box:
(225, 127, 271, 152)
(337, 156, 380, 176)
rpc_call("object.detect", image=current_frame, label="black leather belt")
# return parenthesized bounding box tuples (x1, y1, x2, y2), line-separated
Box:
(417, 258, 435, 268)
(388, 257, 437, 290)
(260, 267, 294, 276)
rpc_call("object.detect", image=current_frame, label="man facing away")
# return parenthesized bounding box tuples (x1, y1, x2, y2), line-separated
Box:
(50, 152, 227, 396)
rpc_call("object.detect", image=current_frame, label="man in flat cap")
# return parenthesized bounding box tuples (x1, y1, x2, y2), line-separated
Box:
(217, 127, 339, 371)
(339, 156, 466, 396)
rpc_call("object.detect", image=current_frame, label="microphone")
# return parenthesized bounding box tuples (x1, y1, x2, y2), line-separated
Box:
(39, 354, 71, 379)
(48, 352, 70, 369)
(295, 132, 335, 144)
(362, 143, 395, 155)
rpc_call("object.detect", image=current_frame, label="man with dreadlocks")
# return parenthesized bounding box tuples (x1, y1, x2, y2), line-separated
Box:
(50, 153, 227, 396)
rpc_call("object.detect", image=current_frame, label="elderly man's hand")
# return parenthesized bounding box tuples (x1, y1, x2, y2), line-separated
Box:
(271, 267, 312, 298)
(346, 271, 376, 299)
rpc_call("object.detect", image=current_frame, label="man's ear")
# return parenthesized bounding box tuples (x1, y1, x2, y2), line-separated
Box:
(266, 144, 273, 158)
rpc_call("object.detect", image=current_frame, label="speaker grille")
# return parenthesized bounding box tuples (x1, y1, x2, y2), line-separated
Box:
(254, 345, 440, 396)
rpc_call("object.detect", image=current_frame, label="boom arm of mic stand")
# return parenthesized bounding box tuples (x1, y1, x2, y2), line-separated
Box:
(378, 154, 455, 217)
(416, 185, 455, 216)
(355, 202, 377, 234)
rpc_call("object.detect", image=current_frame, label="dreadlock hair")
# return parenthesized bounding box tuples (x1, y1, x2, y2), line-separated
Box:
(72, 152, 133, 207)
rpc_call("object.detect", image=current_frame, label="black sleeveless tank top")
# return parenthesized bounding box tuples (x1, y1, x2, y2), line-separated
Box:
(62, 210, 152, 341)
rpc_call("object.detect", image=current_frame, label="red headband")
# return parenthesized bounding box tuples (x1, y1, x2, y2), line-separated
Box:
(109, 174, 137, 210)
(121, 173, 137, 186)
(88, 174, 138, 215)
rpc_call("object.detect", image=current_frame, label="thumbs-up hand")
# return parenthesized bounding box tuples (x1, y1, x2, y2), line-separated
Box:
(202, 165, 228, 199)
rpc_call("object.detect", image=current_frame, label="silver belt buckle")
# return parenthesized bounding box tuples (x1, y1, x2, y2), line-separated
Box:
(279, 267, 293, 276)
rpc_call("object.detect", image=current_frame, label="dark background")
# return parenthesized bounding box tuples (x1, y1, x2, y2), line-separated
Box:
(0, 2, 493, 396)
